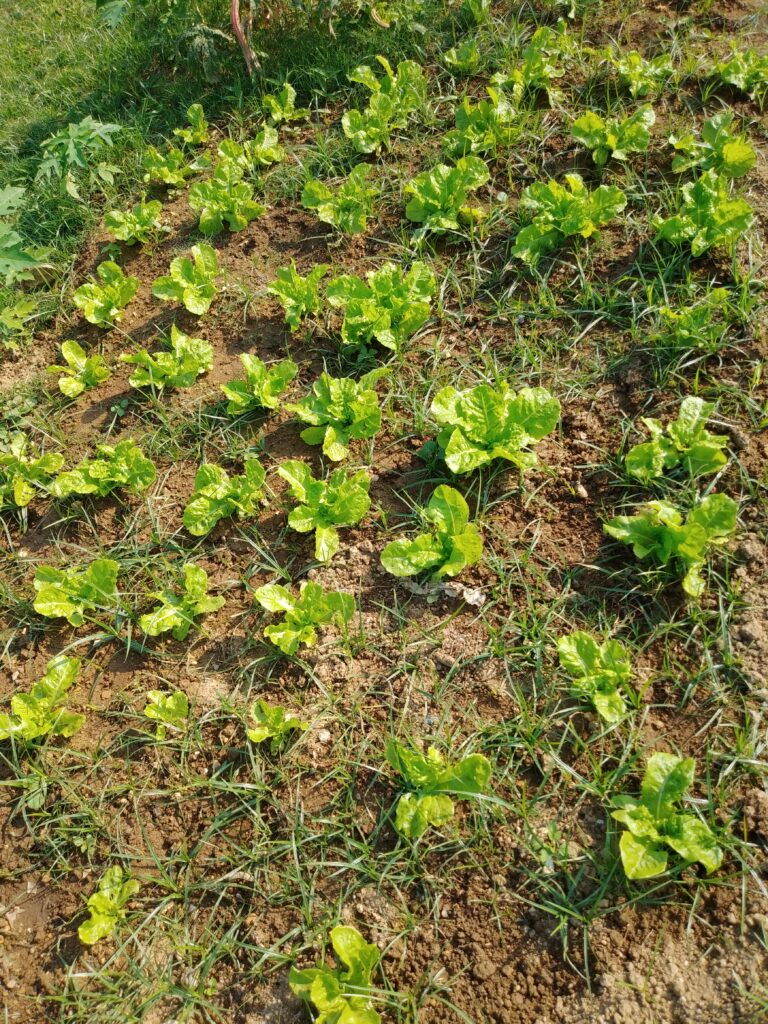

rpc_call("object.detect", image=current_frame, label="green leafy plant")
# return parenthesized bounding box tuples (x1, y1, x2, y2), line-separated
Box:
(152, 243, 220, 315)
(325, 261, 435, 353)
(263, 83, 309, 123)
(342, 57, 426, 154)
(715, 48, 768, 102)
(557, 632, 631, 723)
(173, 103, 209, 146)
(33, 557, 120, 626)
(277, 461, 371, 562)
(220, 354, 298, 415)
(0, 186, 41, 284)
(490, 22, 571, 104)
(73, 261, 139, 327)
(0, 292, 37, 346)
(603, 493, 738, 598)
(571, 105, 655, 167)
(657, 288, 732, 352)
(143, 691, 189, 739)
(669, 112, 756, 178)
(302, 164, 377, 235)
(247, 699, 309, 752)
(624, 397, 728, 484)
(188, 170, 266, 236)
(512, 173, 626, 266)
(36, 116, 121, 199)
(654, 169, 754, 256)
(139, 563, 224, 640)
(216, 129, 285, 175)
(405, 156, 489, 238)
(78, 866, 139, 944)
(614, 51, 673, 98)
(385, 739, 492, 838)
(0, 655, 83, 743)
(50, 439, 156, 499)
(120, 325, 214, 390)
(0, 433, 64, 509)
(611, 752, 723, 879)
(104, 199, 165, 244)
(288, 371, 385, 461)
(443, 38, 482, 76)
(142, 146, 211, 187)
(431, 382, 560, 474)
(267, 261, 330, 331)
(380, 485, 483, 580)
(289, 925, 383, 1024)
(182, 457, 266, 536)
(253, 581, 355, 655)
(48, 340, 112, 398)
(444, 88, 517, 158)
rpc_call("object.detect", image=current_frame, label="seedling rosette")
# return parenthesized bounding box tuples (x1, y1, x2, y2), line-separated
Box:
(267, 261, 329, 331)
(78, 866, 139, 944)
(73, 261, 139, 327)
(654, 169, 754, 256)
(290, 924, 384, 1024)
(48, 340, 111, 398)
(144, 690, 189, 739)
(0, 433, 64, 509)
(0, 655, 84, 743)
(253, 581, 355, 656)
(302, 165, 377, 235)
(623, 397, 728, 484)
(182, 457, 266, 536)
(121, 326, 213, 390)
(220, 355, 298, 416)
(571, 106, 655, 167)
(50, 439, 156, 499)
(277, 460, 371, 562)
(33, 558, 121, 626)
(405, 156, 490, 238)
(247, 699, 309, 752)
(288, 370, 385, 462)
(557, 632, 631, 723)
(139, 564, 224, 640)
(152, 243, 220, 316)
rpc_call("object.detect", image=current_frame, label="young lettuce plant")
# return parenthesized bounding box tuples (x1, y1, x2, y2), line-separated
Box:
(34, 557, 120, 626)
(342, 57, 426, 154)
(669, 112, 756, 178)
(267, 261, 330, 331)
(188, 167, 266, 236)
(289, 925, 384, 1024)
(277, 460, 371, 562)
(654, 169, 754, 256)
(78, 866, 140, 945)
(48, 341, 111, 398)
(142, 146, 211, 187)
(381, 485, 483, 580)
(611, 752, 723, 879)
(220, 355, 298, 416)
(624, 397, 728, 484)
(570, 106, 655, 167)
(104, 199, 166, 245)
(614, 51, 673, 98)
(288, 370, 385, 462)
(73, 261, 139, 327)
(431, 381, 560, 474)
(385, 739, 492, 839)
(405, 156, 489, 238)
(444, 88, 518, 158)
(173, 103, 209, 146)
(120, 326, 214, 390)
(182, 457, 266, 536)
(715, 48, 768, 102)
(603, 493, 738, 598)
(443, 38, 482, 76)
(152, 243, 220, 315)
(50, 439, 156, 499)
(657, 288, 732, 352)
(0, 434, 64, 509)
(253, 581, 355, 656)
(557, 632, 631, 723)
(302, 164, 377, 235)
(325, 261, 436, 354)
(263, 83, 309, 123)
(143, 691, 189, 739)
(0, 655, 84, 743)
(247, 699, 309, 752)
(490, 22, 571, 104)
(512, 173, 626, 266)
(139, 564, 224, 640)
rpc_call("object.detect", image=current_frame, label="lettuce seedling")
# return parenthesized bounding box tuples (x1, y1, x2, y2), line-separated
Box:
(342, 57, 426, 154)
(253, 581, 355, 655)
(278, 460, 371, 562)
(557, 631, 631, 723)
(290, 925, 383, 1024)
(603, 493, 738, 598)
(657, 288, 732, 352)
(512, 173, 626, 266)
(267, 261, 330, 331)
(0, 433, 64, 509)
(385, 739, 492, 838)
(490, 22, 571, 104)
(302, 164, 377, 235)
(614, 51, 673, 98)
(139, 564, 224, 640)
(263, 83, 309, 124)
(654, 169, 754, 256)
(443, 39, 482, 76)
(405, 156, 489, 237)
(34, 557, 120, 626)
(152, 243, 220, 315)
(288, 370, 384, 462)
(611, 752, 723, 879)
(78, 866, 140, 945)
(120, 325, 214, 390)
(326, 261, 435, 354)
(48, 340, 111, 398)
(247, 699, 309, 752)
(142, 146, 211, 187)
(73, 261, 139, 327)
(50, 439, 156, 499)
(444, 88, 518, 158)
(143, 690, 189, 739)
(221, 354, 298, 415)
(182, 457, 266, 536)
(431, 382, 560, 474)
(189, 171, 266, 236)
(624, 397, 728, 484)
(173, 103, 209, 146)
(669, 112, 756, 178)
(104, 199, 165, 245)
(0, 655, 83, 743)
(715, 48, 768, 102)
(571, 105, 655, 167)
(381, 485, 483, 580)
